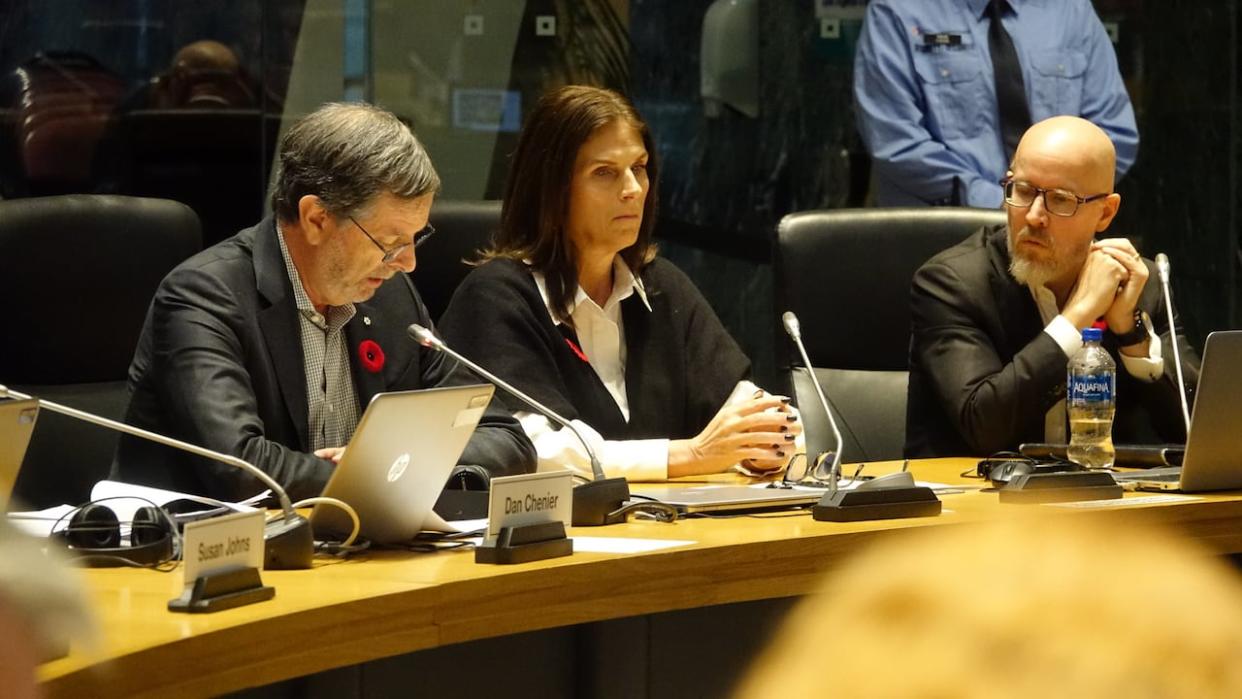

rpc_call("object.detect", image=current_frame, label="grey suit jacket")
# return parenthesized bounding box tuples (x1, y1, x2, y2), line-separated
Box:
(113, 217, 535, 501)
(905, 225, 1199, 458)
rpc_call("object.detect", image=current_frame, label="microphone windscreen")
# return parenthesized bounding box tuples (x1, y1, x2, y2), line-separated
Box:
(781, 311, 801, 338)
(1155, 253, 1171, 282)
(407, 323, 436, 347)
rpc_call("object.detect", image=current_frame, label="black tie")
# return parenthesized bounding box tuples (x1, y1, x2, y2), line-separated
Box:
(988, 0, 1031, 161)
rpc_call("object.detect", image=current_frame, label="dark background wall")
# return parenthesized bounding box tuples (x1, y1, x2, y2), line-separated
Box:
(0, 0, 1236, 387)
(634, 1, 1239, 385)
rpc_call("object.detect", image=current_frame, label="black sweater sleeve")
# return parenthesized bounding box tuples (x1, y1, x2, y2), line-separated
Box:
(639, 259, 751, 437)
(439, 260, 587, 421)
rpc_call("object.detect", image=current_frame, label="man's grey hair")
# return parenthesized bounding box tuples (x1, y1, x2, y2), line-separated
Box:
(270, 102, 440, 221)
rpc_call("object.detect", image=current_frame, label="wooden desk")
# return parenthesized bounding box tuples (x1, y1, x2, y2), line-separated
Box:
(39, 459, 1242, 698)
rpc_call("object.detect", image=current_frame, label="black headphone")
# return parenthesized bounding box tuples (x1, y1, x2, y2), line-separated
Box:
(53, 500, 179, 568)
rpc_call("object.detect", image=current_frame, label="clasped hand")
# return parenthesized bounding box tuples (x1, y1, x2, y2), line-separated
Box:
(1064, 238, 1148, 336)
(679, 391, 802, 477)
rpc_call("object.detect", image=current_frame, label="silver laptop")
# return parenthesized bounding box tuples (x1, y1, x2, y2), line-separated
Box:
(310, 384, 495, 543)
(637, 484, 821, 514)
(0, 399, 39, 508)
(1115, 331, 1242, 493)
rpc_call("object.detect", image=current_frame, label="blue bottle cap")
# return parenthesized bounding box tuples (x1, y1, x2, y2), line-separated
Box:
(1082, 327, 1104, 342)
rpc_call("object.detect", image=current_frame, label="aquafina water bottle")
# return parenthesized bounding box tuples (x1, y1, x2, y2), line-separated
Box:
(1067, 327, 1116, 469)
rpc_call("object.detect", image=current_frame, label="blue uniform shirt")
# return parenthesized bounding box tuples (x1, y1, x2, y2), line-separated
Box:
(854, 0, 1138, 207)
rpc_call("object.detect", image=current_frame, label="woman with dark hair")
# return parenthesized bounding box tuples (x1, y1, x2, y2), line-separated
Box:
(440, 86, 799, 480)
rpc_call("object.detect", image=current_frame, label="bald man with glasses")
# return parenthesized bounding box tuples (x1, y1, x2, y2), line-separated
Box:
(904, 116, 1199, 458)
(113, 103, 535, 501)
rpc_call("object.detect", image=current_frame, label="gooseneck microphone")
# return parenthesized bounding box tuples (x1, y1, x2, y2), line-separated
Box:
(781, 311, 844, 493)
(778, 313, 941, 522)
(408, 324, 631, 526)
(0, 385, 313, 569)
(1155, 253, 1192, 435)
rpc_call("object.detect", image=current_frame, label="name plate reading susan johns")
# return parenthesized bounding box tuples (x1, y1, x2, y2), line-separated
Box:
(181, 509, 265, 585)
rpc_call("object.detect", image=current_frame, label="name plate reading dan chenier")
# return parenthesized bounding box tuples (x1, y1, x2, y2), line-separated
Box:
(487, 470, 573, 542)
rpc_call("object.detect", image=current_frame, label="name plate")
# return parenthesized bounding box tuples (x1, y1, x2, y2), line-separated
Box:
(486, 470, 573, 543)
(181, 509, 265, 586)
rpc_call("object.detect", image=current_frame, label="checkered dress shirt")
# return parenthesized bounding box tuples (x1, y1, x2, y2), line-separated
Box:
(276, 226, 362, 450)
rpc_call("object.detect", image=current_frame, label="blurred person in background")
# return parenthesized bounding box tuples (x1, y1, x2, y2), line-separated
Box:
(854, 0, 1137, 208)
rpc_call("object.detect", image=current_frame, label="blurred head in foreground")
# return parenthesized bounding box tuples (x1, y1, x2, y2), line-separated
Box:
(0, 518, 94, 699)
(736, 515, 1242, 699)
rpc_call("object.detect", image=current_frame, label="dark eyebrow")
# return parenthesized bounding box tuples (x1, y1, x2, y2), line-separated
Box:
(585, 151, 649, 167)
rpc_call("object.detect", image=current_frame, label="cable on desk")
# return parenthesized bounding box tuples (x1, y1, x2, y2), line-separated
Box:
(610, 495, 679, 523)
(291, 496, 360, 549)
(402, 528, 484, 553)
(684, 508, 811, 520)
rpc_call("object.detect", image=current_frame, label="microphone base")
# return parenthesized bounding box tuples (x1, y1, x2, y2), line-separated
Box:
(572, 477, 631, 526)
(812, 486, 942, 522)
(263, 513, 315, 569)
(998, 471, 1122, 504)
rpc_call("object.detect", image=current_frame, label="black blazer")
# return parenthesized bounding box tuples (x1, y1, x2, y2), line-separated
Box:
(113, 217, 534, 501)
(905, 225, 1199, 458)
(439, 258, 750, 442)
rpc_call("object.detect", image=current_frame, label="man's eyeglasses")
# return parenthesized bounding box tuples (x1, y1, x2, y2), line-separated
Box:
(1000, 178, 1109, 217)
(348, 215, 436, 264)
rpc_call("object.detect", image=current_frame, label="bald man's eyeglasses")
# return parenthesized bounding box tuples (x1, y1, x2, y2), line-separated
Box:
(348, 215, 435, 264)
(1000, 179, 1109, 217)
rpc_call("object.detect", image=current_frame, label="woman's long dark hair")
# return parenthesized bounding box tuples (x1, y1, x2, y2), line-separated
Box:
(480, 85, 659, 323)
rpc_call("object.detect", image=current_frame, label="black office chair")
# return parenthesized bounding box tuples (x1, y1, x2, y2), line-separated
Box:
(105, 108, 269, 247)
(0, 195, 201, 508)
(773, 207, 1007, 463)
(415, 199, 502, 322)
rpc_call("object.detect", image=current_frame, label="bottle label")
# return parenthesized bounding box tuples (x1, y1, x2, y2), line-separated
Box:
(1069, 373, 1114, 404)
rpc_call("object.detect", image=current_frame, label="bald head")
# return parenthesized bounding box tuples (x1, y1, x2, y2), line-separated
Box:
(172, 40, 240, 75)
(1012, 116, 1117, 194)
(1004, 116, 1124, 298)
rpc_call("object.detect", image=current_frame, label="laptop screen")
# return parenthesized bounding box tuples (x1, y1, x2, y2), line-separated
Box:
(0, 399, 39, 508)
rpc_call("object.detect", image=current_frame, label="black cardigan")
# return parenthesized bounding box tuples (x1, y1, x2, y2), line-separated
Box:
(439, 258, 750, 441)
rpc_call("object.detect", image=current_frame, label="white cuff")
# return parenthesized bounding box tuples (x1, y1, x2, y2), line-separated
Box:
(597, 438, 670, 481)
(1120, 312, 1163, 382)
(516, 412, 670, 481)
(1045, 315, 1083, 358)
(1043, 313, 1164, 382)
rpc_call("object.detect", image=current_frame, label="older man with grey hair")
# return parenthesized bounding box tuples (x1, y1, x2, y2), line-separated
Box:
(114, 102, 535, 501)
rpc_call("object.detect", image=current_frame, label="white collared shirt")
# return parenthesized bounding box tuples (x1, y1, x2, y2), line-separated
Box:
(517, 257, 672, 481)
(1034, 285, 1163, 442)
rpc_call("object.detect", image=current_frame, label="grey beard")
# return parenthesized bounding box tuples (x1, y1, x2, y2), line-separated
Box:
(1007, 231, 1057, 288)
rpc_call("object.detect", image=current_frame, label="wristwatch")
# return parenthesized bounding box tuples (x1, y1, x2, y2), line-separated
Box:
(1111, 309, 1149, 347)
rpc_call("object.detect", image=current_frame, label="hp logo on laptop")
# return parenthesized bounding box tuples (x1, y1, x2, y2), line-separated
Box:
(387, 453, 411, 482)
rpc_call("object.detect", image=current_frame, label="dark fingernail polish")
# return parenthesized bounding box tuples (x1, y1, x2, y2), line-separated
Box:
(777, 450, 786, 457)
(771, 444, 780, 449)
(780, 397, 791, 404)
(780, 425, 789, 432)
(784, 434, 795, 441)
(786, 415, 797, 422)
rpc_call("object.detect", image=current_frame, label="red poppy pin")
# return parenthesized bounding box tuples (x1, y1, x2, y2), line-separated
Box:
(358, 339, 385, 373)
